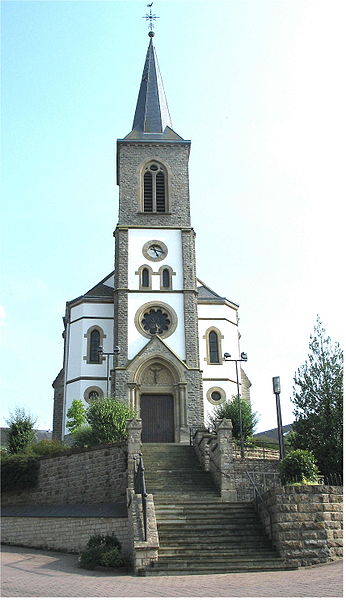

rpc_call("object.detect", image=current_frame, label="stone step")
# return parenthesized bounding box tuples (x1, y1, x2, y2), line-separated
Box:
(155, 528, 272, 550)
(159, 543, 278, 560)
(145, 561, 291, 576)
(155, 510, 256, 518)
(151, 556, 286, 567)
(156, 514, 259, 523)
(158, 521, 263, 530)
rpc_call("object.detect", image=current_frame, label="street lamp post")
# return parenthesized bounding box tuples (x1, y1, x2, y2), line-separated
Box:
(98, 346, 120, 397)
(272, 376, 285, 460)
(224, 351, 248, 459)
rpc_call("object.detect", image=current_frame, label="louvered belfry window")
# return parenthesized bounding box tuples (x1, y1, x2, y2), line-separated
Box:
(90, 329, 101, 363)
(209, 331, 220, 364)
(143, 163, 166, 212)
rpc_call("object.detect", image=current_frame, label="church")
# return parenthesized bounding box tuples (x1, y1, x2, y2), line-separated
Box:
(52, 30, 250, 442)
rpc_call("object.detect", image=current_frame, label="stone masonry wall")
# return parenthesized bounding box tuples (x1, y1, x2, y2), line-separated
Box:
(193, 424, 280, 502)
(117, 141, 191, 228)
(2, 444, 127, 506)
(1, 517, 130, 555)
(257, 485, 343, 567)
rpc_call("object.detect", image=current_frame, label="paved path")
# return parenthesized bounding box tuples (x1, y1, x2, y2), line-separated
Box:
(1, 545, 343, 597)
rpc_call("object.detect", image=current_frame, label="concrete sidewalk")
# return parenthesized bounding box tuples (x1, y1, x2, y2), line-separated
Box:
(1, 545, 343, 597)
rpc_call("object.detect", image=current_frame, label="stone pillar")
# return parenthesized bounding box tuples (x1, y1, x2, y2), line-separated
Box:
(217, 418, 236, 501)
(127, 419, 142, 489)
(128, 384, 140, 413)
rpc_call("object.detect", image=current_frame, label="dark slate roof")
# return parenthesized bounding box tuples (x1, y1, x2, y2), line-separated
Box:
(67, 272, 114, 306)
(124, 35, 183, 141)
(197, 278, 239, 308)
(1, 503, 127, 518)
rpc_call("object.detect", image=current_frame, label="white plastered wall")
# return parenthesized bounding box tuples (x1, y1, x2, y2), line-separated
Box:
(198, 301, 241, 424)
(127, 228, 186, 359)
(128, 229, 183, 289)
(64, 301, 114, 434)
(128, 293, 185, 359)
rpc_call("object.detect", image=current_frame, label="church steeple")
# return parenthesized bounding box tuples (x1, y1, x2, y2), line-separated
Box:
(132, 32, 172, 134)
(124, 33, 183, 141)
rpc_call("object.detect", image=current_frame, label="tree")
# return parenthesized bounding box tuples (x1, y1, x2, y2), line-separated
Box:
(291, 316, 343, 476)
(209, 397, 259, 441)
(6, 407, 36, 454)
(66, 399, 87, 433)
(73, 397, 136, 446)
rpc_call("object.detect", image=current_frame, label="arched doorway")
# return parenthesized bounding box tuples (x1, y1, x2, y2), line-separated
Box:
(128, 358, 187, 443)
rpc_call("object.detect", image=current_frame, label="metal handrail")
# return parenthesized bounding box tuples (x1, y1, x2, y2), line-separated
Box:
(133, 453, 148, 542)
(245, 470, 273, 539)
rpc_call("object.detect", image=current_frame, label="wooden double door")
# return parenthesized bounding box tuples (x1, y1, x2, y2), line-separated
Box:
(140, 394, 174, 443)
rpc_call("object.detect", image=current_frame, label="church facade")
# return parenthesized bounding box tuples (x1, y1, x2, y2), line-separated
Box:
(52, 33, 250, 442)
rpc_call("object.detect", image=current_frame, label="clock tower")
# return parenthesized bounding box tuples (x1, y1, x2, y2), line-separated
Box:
(113, 32, 203, 442)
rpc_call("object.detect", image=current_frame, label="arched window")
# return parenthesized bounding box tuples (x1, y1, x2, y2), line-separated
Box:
(162, 268, 170, 288)
(136, 265, 153, 290)
(143, 162, 167, 213)
(84, 326, 106, 364)
(158, 265, 175, 290)
(209, 331, 220, 364)
(142, 267, 149, 288)
(89, 329, 101, 363)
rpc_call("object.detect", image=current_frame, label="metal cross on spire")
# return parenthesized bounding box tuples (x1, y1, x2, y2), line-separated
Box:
(143, 2, 159, 36)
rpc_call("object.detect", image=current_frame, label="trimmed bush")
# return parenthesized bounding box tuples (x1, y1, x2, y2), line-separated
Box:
(79, 533, 126, 570)
(279, 449, 319, 485)
(1, 453, 40, 491)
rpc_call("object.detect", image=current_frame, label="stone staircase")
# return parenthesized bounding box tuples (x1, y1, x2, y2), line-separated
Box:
(141, 443, 291, 575)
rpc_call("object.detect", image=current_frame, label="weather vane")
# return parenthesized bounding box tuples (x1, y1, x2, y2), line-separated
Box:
(143, 2, 159, 35)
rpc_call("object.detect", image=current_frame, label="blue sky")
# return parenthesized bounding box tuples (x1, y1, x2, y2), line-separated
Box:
(1, 0, 345, 433)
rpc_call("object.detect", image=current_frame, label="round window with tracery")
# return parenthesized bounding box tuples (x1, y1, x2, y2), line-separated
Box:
(141, 308, 171, 335)
(135, 302, 178, 339)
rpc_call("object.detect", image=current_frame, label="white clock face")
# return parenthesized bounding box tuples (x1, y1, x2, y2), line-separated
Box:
(142, 240, 168, 262)
(148, 244, 164, 259)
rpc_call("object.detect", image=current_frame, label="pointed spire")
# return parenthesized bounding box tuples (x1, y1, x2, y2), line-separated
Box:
(132, 33, 173, 136)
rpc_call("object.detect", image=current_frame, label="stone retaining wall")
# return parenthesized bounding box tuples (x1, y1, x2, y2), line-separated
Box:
(1, 517, 129, 555)
(257, 485, 343, 567)
(2, 444, 127, 506)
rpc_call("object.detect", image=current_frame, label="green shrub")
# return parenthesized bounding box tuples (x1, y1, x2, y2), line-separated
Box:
(209, 397, 259, 441)
(100, 548, 125, 568)
(66, 399, 87, 433)
(71, 425, 98, 448)
(279, 449, 319, 485)
(79, 532, 126, 570)
(1, 453, 40, 491)
(6, 408, 36, 454)
(79, 546, 103, 570)
(29, 439, 68, 457)
(87, 533, 121, 549)
(85, 398, 136, 445)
